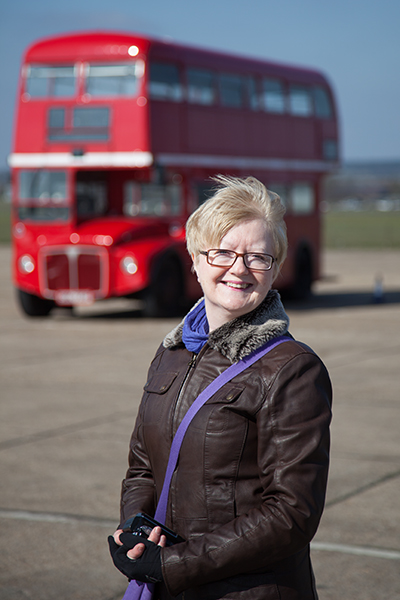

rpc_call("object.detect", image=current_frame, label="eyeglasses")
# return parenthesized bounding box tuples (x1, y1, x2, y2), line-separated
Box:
(199, 249, 275, 271)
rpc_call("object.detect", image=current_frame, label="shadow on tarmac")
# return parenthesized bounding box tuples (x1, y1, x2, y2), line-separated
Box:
(283, 289, 400, 311)
(59, 289, 400, 320)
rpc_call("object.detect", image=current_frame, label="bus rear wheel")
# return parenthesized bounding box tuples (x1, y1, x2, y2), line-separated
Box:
(142, 256, 184, 318)
(291, 247, 313, 300)
(17, 289, 54, 317)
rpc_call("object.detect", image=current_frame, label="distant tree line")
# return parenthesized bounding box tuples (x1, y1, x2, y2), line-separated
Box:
(323, 161, 400, 209)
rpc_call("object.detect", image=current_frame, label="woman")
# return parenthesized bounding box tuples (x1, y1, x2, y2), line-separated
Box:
(109, 176, 332, 599)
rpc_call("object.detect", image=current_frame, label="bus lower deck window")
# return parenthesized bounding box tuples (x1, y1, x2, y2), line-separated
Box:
(19, 170, 67, 201)
(291, 183, 315, 214)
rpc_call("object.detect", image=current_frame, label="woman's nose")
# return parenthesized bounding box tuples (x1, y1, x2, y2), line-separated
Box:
(230, 255, 249, 274)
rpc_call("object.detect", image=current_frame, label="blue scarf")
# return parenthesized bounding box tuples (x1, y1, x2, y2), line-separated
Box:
(182, 299, 209, 353)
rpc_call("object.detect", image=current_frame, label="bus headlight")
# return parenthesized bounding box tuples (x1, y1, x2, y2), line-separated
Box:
(14, 222, 26, 238)
(120, 255, 138, 275)
(19, 254, 35, 274)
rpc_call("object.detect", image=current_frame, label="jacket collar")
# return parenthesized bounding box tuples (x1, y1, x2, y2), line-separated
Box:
(163, 289, 290, 363)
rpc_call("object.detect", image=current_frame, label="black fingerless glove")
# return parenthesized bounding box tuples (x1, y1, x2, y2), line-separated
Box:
(108, 533, 163, 583)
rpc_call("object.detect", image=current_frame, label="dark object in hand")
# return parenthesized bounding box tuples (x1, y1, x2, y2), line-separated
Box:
(122, 512, 185, 547)
(108, 533, 163, 583)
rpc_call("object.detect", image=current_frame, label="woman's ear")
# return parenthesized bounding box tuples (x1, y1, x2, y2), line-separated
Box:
(191, 254, 196, 273)
(191, 253, 200, 280)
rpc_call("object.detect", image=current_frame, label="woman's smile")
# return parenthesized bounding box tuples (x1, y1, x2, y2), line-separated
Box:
(220, 280, 252, 290)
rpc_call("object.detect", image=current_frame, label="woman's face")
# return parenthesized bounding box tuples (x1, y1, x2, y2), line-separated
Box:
(193, 219, 276, 331)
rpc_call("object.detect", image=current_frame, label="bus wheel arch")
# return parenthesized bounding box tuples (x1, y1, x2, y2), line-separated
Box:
(17, 289, 55, 317)
(142, 252, 185, 318)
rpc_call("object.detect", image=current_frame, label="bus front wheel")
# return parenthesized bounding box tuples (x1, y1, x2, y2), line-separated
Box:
(142, 256, 184, 318)
(17, 289, 54, 317)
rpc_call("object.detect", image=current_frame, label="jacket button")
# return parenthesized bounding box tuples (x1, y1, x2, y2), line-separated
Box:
(160, 385, 167, 391)
(226, 392, 235, 400)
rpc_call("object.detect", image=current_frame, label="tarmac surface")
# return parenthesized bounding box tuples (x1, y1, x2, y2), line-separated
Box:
(0, 245, 399, 600)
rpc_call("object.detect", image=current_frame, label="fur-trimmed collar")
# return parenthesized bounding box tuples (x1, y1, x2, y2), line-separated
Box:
(163, 289, 290, 363)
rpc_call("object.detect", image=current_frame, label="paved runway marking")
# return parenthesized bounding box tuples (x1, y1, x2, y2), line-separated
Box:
(0, 410, 132, 451)
(311, 541, 400, 561)
(0, 508, 116, 528)
(1, 508, 400, 561)
(326, 467, 400, 507)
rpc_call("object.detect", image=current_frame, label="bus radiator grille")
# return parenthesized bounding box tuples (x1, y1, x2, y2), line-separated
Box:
(39, 246, 109, 301)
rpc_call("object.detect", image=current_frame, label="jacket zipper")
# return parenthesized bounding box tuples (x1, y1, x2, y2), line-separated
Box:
(170, 342, 212, 437)
(170, 351, 198, 438)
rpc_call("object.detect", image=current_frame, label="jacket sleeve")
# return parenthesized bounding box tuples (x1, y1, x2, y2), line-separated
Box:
(161, 349, 332, 596)
(119, 406, 156, 526)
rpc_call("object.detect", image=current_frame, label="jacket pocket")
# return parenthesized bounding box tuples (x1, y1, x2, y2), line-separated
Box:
(206, 384, 245, 405)
(142, 372, 178, 425)
(144, 372, 178, 394)
(186, 384, 245, 434)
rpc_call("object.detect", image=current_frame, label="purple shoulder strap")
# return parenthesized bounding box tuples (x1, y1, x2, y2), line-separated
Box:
(123, 335, 288, 600)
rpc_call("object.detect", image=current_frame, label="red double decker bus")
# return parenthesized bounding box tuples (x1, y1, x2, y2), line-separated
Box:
(9, 31, 339, 317)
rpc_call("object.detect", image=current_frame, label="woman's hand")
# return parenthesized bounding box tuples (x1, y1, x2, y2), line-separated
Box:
(108, 526, 166, 582)
(113, 526, 167, 559)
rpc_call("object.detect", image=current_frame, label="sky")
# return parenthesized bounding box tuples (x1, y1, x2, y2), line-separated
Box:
(1, 0, 400, 169)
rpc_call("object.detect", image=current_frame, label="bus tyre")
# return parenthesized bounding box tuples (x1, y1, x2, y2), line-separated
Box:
(17, 289, 54, 317)
(291, 247, 313, 300)
(143, 256, 184, 318)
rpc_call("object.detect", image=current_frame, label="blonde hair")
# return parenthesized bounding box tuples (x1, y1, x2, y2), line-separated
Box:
(186, 175, 288, 274)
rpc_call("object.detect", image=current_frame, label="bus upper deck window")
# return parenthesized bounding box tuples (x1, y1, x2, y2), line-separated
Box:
(47, 107, 109, 142)
(248, 77, 260, 110)
(85, 63, 140, 97)
(149, 63, 183, 101)
(262, 79, 285, 113)
(219, 74, 245, 108)
(289, 86, 313, 116)
(187, 68, 216, 105)
(73, 107, 109, 129)
(25, 65, 76, 98)
(314, 86, 333, 118)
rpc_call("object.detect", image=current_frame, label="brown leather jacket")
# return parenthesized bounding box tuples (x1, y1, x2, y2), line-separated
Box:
(120, 291, 332, 599)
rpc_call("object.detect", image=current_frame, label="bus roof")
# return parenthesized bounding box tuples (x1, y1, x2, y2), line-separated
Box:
(24, 30, 331, 86)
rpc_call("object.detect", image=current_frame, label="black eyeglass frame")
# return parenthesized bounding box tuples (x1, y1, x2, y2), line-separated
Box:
(199, 249, 276, 271)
